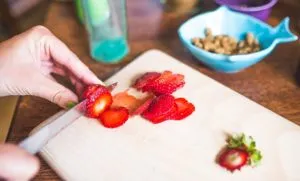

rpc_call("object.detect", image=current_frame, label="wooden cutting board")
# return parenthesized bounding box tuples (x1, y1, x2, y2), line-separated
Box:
(32, 50, 300, 181)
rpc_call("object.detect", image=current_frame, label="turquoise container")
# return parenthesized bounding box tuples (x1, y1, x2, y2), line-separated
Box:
(80, 0, 129, 63)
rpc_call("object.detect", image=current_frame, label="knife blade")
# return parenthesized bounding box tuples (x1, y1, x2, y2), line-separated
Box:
(18, 101, 85, 154)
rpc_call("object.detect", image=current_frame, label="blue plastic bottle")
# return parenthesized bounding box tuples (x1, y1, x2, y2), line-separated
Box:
(81, 0, 129, 63)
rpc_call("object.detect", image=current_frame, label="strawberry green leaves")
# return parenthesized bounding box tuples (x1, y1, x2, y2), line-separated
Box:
(227, 133, 262, 167)
(218, 133, 263, 172)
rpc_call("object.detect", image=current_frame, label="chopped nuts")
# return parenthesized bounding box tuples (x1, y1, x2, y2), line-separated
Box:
(191, 28, 261, 55)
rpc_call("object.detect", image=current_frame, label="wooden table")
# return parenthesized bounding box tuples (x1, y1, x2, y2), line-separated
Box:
(7, 0, 300, 180)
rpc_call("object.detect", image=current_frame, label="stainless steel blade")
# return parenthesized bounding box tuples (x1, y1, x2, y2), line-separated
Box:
(18, 102, 85, 154)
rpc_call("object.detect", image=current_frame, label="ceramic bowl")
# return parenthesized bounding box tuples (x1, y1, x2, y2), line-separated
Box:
(178, 6, 298, 73)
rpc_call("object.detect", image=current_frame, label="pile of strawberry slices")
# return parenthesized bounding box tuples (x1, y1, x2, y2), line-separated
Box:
(133, 71, 195, 124)
(82, 70, 195, 128)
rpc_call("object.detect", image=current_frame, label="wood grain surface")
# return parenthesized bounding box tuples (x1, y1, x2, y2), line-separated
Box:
(6, 0, 300, 180)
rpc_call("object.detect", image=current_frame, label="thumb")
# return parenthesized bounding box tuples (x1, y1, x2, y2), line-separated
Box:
(0, 144, 39, 181)
(31, 76, 78, 108)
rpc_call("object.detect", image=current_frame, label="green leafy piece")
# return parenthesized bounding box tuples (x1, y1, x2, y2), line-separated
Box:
(249, 150, 263, 166)
(66, 102, 77, 109)
(227, 133, 263, 167)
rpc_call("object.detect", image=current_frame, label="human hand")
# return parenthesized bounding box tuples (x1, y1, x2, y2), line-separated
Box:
(0, 144, 39, 181)
(0, 26, 103, 108)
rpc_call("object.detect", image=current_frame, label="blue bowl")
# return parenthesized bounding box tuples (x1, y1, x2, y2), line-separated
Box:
(178, 6, 298, 73)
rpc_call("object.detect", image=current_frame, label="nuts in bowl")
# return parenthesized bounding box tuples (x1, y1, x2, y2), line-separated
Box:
(191, 28, 261, 55)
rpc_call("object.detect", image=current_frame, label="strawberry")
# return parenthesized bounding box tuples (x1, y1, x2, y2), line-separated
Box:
(150, 71, 185, 95)
(142, 94, 176, 123)
(99, 107, 129, 128)
(133, 72, 161, 90)
(170, 98, 195, 120)
(111, 91, 146, 114)
(217, 133, 263, 172)
(82, 84, 109, 100)
(133, 71, 185, 95)
(131, 96, 155, 115)
(85, 92, 113, 118)
(218, 148, 249, 172)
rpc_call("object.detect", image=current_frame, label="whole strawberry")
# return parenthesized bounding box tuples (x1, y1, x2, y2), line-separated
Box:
(217, 133, 262, 172)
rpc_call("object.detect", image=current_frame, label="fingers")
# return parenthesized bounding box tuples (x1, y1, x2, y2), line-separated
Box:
(32, 75, 78, 108)
(42, 34, 104, 85)
(69, 75, 85, 95)
(51, 65, 85, 95)
(0, 144, 39, 181)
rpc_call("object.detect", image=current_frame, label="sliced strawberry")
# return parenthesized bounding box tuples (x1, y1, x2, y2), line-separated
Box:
(85, 92, 113, 118)
(152, 71, 185, 95)
(111, 91, 145, 114)
(152, 103, 177, 123)
(133, 72, 161, 90)
(133, 71, 185, 95)
(142, 94, 176, 124)
(218, 148, 249, 172)
(99, 107, 129, 128)
(170, 98, 195, 120)
(82, 84, 109, 100)
(151, 71, 185, 95)
(132, 96, 155, 115)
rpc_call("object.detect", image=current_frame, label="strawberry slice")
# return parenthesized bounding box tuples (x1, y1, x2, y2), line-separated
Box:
(82, 84, 109, 100)
(111, 91, 145, 114)
(85, 92, 113, 118)
(133, 71, 185, 95)
(218, 148, 249, 172)
(132, 96, 155, 115)
(99, 107, 129, 128)
(170, 98, 195, 120)
(150, 71, 185, 95)
(152, 103, 177, 123)
(133, 72, 161, 90)
(142, 94, 176, 124)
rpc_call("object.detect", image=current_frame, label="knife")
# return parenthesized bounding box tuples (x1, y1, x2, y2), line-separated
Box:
(18, 101, 85, 154)
(18, 82, 116, 154)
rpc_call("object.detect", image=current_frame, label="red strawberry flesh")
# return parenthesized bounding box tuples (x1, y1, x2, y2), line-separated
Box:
(151, 71, 185, 95)
(85, 92, 113, 118)
(133, 71, 185, 95)
(134, 72, 161, 90)
(82, 84, 109, 100)
(132, 96, 155, 115)
(170, 98, 195, 120)
(111, 90, 146, 114)
(218, 148, 249, 172)
(142, 94, 176, 123)
(99, 107, 129, 128)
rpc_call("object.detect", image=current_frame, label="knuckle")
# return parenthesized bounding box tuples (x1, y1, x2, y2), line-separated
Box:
(29, 25, 51, 37)
(52, 90, 66, 104)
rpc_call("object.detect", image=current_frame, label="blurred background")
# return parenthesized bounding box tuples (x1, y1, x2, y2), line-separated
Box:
(0, 0, 299, 42)
(0, 0, 52, 41)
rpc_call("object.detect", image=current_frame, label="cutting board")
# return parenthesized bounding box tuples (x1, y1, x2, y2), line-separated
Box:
(32, 50, 300, 181)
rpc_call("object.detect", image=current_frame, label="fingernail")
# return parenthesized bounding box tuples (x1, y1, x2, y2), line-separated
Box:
(66, 101, 77, 109)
